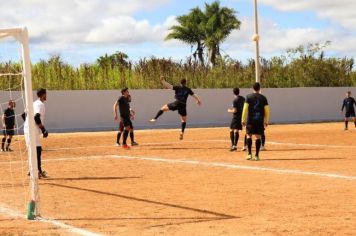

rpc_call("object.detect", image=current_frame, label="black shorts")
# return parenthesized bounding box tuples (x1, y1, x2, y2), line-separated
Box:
(168, 101, 187, 116)
(121, 116, 133, 128)
(119, 119, 133, 132)
(246, 120, 264, 135)
(230, 117, 242, 130)
(3, 126, 15, 136)
(345, 111, 355, 118)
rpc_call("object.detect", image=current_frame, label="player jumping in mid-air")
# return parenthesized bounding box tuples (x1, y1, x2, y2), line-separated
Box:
(227, 88, 245, 151)
(115, 95, 138, 146)
(341, 91, 356, 130)
(242, 82, 270, 161)
(114, 88, 135, 149)
(150, 75, 202, 140)
(24, 88, 49, 178)
(1, 100, 16, 152)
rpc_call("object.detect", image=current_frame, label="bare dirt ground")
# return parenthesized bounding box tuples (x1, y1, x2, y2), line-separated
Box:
(0, 122, 355, 235)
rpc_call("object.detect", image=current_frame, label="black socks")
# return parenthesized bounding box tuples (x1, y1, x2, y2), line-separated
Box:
(234, 131, 239, 146)
(230, 131, 234, 146)
(181, 122, 186, 133)
(256, 139, 261, 157)
(117, 132, 122, 144)
(247, 138, 252, 155)
(155, 110, 164, 120)
(1, 137, 5, 149)
(261, 133, 265, 146)
(345, 121, 348, 129)
(36, 146, 42, 173)
(123, 130, 129, 145)
(130, 130, 134, 142)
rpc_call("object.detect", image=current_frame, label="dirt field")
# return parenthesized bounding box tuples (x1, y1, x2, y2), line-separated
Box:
(0, 122, 355, 235)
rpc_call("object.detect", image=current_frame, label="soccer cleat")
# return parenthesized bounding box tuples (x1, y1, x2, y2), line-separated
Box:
(230, 146, 237, 152)
(254, 155, 260, 161)
(246, 154, 252, 160)
(179, 133, 184, 140)
(260, 146, 267, 151)
(39, 171, 48, 179)
(1, 148, 5, 152)
(149, 118, 157, 123)
(115, 143, 121, 147)
(131, 141, 139, 146)
(122, 144, 130, 150)
(241, 146, 247, 151)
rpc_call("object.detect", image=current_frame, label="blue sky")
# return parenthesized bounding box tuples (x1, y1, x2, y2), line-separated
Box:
(0, 0, 355, 66)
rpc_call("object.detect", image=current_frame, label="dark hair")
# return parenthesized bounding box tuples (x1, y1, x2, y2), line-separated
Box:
(347, 91, 351, 94)
(233, 88, 240, 96)
(37, 88, 46, 98)
(180, 79, 187, 85)
(121, 87, 128, 95)
(253, 82, 260, 91)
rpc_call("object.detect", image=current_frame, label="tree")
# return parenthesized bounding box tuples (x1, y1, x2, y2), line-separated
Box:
(165, 7, 206, 65)
(203, 1, 241, 65)
(165, 1, 240, 66)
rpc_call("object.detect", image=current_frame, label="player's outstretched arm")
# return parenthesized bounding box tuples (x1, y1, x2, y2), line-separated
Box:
(34, 113, 48, 138)
(113, 101, 118, 120)
(192, 94, 202, 106)
(160, 75, 173, 89)
(227, 108, 236, 113)
(341, 100, 345, 112)
(264, 105, 270, 127)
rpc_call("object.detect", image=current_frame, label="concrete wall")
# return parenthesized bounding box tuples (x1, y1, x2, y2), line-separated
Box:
(1, 87, 354, 132)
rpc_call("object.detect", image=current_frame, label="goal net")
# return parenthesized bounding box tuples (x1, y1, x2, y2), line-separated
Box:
(0, 27, 40, 220)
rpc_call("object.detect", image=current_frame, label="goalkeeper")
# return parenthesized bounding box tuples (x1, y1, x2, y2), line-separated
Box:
(24, 88, 49, 178)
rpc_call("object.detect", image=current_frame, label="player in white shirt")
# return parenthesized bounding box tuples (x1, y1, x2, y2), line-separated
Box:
(24, 88, 49, 178)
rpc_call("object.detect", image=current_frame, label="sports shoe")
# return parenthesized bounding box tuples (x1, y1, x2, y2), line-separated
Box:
(1, 148, 5, 152)
(149, 119, 157, 123)
(115, 143, 121, 147)
(230, 146, 237, 152)
(254, 155, 260, 161)
(260, 146, 267, 151)
(5, 147, 13, 152)
(246, 154, 252, 160)
(241, 146, 247, 151)
(344, 127, 348, 131)
(39, 171, 48, 179)
(122, 144, 130, 150)
(131, 142, 139, 146)
(179, 133, 184, 140)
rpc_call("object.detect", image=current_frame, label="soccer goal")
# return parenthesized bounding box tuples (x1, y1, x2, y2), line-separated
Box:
(0, 27, 40, 219)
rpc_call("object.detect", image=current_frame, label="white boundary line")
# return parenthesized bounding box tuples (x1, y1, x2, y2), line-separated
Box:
(0, 205, 103, 236)
(110, 155, 356, 181)
(43, 139, 356, 152)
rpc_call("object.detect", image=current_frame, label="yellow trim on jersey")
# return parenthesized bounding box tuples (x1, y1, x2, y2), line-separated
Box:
(264, 105, 270, 123)
(241, 103, 249, 123)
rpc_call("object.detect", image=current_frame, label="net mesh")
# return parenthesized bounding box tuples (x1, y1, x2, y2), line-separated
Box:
(0, 33, 30, 215)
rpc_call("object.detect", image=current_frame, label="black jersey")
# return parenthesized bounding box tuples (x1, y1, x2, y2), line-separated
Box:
(245, 93, 268, 122)
(4, 108, 15, 127)
(342, 97, 356, 113)
(232, 96, 245, 119)
(118, 96, 130, 117)
(173, 85, 194, 104)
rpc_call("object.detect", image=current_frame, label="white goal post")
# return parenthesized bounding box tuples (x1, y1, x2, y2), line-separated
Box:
(0, 27, 40, 218)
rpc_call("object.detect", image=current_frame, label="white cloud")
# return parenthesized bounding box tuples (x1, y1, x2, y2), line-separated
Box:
(261, 0, 356, 29)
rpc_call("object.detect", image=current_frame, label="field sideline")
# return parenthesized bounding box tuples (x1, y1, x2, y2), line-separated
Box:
(0, 122, 355, 235)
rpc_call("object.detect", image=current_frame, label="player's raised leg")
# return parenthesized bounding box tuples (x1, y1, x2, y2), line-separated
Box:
(150, 104, 169, 123)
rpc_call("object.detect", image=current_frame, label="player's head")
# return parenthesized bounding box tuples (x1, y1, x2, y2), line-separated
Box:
(37, 88, 47, 101)
(8, 100, 16, 109)
(121, 87, 129, 97)
(346, 91, 351, 97)
(233, 88, 240, 96)
(180, 79, 187, 86)
(253, 82, 261, 92)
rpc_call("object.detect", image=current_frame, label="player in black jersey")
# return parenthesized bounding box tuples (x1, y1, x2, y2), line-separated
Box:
(227, 88, 245, 151)
(150, 76, 202, 140)
(242, 83, 270, 161)
(1, 100, 16, 152)
(341, 91, 356, 130)
(114, 88, 136, 149)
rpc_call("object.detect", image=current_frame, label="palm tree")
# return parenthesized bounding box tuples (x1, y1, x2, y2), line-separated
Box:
(165, 7, 206, 65)
(204, 1, 241, 65)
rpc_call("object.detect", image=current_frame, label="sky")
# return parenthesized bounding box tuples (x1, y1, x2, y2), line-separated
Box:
(1, 0, 356, 65)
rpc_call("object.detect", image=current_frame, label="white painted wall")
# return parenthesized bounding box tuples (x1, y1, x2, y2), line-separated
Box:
(1, 87, 354, 132)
